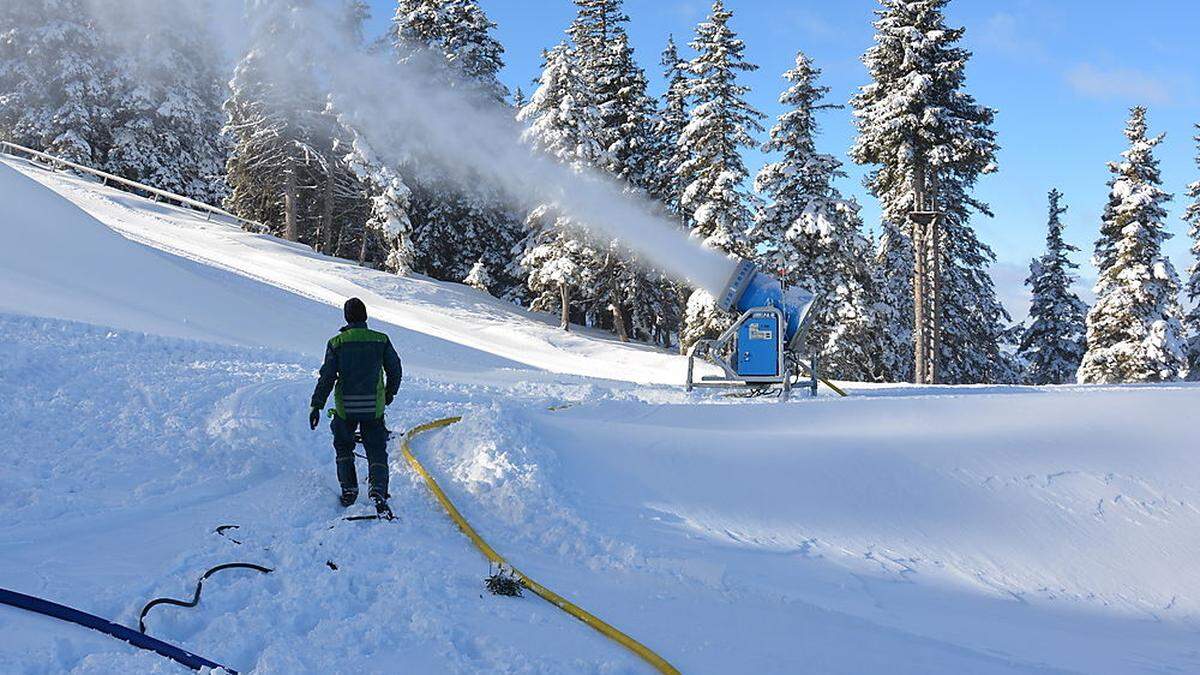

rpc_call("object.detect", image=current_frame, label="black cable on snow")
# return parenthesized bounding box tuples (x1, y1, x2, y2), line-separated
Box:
(138, 562, 273, 634)
(0, 587, 234, 672)
(214, 524, 243, 545)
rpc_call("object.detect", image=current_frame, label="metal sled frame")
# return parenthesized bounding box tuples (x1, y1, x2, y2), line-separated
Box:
(685, 301, 820, 399)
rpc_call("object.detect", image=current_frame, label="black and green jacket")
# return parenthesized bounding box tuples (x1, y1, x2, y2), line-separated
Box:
(311, 322, 403, 420)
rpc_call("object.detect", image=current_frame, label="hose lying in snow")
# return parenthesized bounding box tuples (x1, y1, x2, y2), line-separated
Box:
(0, 586, 235, 672)
(402, 417, 681, 675)
(139, 562, 273, 634)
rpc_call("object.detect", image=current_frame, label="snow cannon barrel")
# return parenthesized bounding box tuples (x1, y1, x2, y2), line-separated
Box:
(715, 260, 815, 350)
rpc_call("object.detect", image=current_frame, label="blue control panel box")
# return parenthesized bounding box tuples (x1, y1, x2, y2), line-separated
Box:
(735, 311, 780, 377)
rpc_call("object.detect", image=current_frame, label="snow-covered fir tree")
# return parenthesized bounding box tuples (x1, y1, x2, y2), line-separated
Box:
(850, 0, 1008, 384)
(463, 258, 494, 293)
(1183, 125, 1200, 380)
(559, 0, 678, 342)
(679, 0, 762, 255)
(650, 35, 690, 220)
(750, 51, 880, 381)
(517, 42, 608, 331)
(1078, 107, 1187, 383)
(1019, 189, 1088, 384)
(392, 0, 508, 102)
(677, 0, 764, 349)
(0, 0, 113, 164)
(103, 2, 228, 203)
(390, 0, 524, 296)
(340, 120, 415, 274)
(223, 0, 342, 245)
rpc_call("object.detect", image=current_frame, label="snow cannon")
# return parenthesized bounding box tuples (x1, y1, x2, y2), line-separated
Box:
(686, 260, 820, 399)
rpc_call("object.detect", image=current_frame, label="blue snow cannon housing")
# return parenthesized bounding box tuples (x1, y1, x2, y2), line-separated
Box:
(686, 260, 819, 398)
(716, 260, 814, 351)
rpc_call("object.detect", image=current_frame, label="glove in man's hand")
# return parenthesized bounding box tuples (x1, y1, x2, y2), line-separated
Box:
(309, 408, 321, 430)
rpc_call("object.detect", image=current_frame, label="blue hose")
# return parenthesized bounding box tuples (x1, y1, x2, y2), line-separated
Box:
(0, 587, 235, 672)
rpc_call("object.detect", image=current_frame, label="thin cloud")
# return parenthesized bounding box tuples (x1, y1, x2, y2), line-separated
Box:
(978, 12, 1048, 63)
(788, 9, 838, 41)
(1065, 63, 1173, 105)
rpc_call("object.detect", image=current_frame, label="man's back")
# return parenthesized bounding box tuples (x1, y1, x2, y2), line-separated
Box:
(319, 325, 400, 420)
(310, 298, 403, 510)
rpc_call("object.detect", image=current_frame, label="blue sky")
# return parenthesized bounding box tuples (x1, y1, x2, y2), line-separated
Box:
(364, 0, 1199, 319)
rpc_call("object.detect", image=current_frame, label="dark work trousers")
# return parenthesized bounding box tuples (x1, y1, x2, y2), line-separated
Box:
(330, 415, 390, 497)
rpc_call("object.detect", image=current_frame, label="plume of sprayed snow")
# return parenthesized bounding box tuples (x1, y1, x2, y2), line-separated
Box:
(94, 0, 740, 296)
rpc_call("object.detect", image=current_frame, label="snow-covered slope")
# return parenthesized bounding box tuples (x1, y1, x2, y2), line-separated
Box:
(3, 156, 1200, 674)
(1, 157, 701, 385)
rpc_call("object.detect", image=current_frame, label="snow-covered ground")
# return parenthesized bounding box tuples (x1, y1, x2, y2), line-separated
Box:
(3, 156, 1200, 674)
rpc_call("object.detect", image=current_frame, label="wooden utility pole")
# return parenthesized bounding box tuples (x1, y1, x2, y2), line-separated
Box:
(910, 168, 941, 385)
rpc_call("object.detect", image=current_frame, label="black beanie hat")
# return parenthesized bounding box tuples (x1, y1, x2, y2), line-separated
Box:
(344, 297, 367, 324)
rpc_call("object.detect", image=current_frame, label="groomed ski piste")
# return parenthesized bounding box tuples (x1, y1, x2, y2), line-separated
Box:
(2, 154, 1200, 674)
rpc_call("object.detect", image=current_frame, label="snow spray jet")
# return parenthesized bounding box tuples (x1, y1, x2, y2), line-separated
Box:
(80, 0, 738, 296)
(260, 2, 738, 297)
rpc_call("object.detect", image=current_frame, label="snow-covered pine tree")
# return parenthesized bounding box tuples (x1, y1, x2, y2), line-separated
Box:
(850, 0, 1007, 384)
(1019, 189, 1088, 384)
(102, 1, 228, 203)
(517, 42, 608, 331)
(643, 35, 694, 347)
(340, 120, 415, 274)
(464, 258, 494, 293)
(1078, 107, 1187, 383)
(1183, 125, 1200, 380)
(0, 0, 113, 164)
(390, 0, 524, 296)
(679, 0, 761, 255)
(564, 1, 677, 342)
(0, 1, 42, 146)
(677, 0, 764, 350)
(223, 0, 336, 244)
(751, 51, 880, 381)
(649, 35, 690, 220)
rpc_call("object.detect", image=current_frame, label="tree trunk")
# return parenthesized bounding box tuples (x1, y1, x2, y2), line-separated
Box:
(283, 166, 299, 242)
(358, 225, 370, 266)
(559, 283, 571, 331)
(611, 303, 629, 342)
(320, 164, 336, 254)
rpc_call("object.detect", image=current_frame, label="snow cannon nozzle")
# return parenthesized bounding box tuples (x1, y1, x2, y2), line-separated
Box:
(715, 259, 815, 349)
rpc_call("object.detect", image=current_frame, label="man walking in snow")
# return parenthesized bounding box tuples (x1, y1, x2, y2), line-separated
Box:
(310, 298, 403, 513)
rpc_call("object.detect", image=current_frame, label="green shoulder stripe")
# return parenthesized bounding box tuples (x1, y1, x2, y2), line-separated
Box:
(330, 328, 389, 348)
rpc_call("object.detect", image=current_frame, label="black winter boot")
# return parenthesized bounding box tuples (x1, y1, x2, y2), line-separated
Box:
(339, 487, 359, 507)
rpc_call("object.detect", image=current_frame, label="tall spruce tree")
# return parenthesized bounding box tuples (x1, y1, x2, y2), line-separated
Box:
(678, 0, 762, 254)
(1184, 125, 1200, 380)
(850, 0, 1008, 384)
(551, 0, 679, 342)
(0, 0, 112, 164)
(1078, 107, 1187, 383)
(223, 0, 341, 245)
(1019, 189, 1088, 384)
(103, 1, 228, 203)
(650, 35, 690, 220)
(678, 0, 764, 350)
(517, 43, 608, 331)
(390, 0, 523, 296)
(751, 51, 881, 381)
(339, 120, 415, 274)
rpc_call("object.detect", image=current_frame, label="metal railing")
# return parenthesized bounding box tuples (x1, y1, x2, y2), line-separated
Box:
(0, 140, 269, 233)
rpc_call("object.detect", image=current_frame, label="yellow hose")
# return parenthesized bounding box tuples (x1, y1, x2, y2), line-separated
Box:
(401, 417, 681, 675)
(819, 377, 849, 397)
